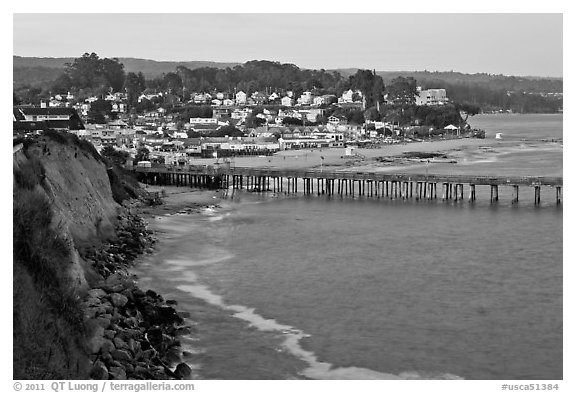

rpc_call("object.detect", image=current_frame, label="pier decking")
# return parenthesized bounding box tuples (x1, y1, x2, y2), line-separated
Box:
(134, 165, 563, 205)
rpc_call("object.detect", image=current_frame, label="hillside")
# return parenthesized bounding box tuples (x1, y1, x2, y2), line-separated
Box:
(14, 55, 562, 93)
(13, 55, 240, 81)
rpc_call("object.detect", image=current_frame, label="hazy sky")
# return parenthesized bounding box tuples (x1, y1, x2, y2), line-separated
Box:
(13, 13, 563, 77)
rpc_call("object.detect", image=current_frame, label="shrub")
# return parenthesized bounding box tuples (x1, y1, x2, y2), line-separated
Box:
(42, 129, 69, 145)
(13, 188, 84, 332)
(78, 139, 102, 162)
(13, 157, 45, 190)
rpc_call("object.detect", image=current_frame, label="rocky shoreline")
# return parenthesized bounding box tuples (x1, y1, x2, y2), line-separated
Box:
(81, 209, 194, 380)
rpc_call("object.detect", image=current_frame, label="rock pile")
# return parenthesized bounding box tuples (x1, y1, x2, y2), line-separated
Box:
(82, 212, 193, 380)
(84, 212, 156, 279)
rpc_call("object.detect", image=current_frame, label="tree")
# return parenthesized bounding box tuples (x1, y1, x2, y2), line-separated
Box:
(100, 58, 125, 92)
(124, 72, 147, 109)
(186, 130, 201, 138)
(64, 52, 125, 92)
(386, 77, 417, 106)
(134, 147, 150, 164)
(51, 73, 73, 93)
(456, 102, 481, 123)
(65, 52, 101, 89)
(282, 117, 303, 126)
(245, 116, 266, 129)
(87, 99, 112, 124)
(211, 125, 244, 137)
(349, 69, 385, 108)
(101, 145, 129, 166)
(163, 72, 183, 93)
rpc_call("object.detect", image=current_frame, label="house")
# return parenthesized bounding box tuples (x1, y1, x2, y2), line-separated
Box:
(298, 91, 313, 105)
(223, 99, 235, 106)
(213, 107, 234, 119)
(415, 87, 448, 106)
(327, 115, 342, 125)
(340, 89, 354, 104)
(13, 107, 85, 133)
(281, 96, 293, 107)
(235, 91, 247, 105)
(111, 102, 126, 113)
(231, 108, 252, 121)
(107, 119, 128, 129)
(193, 93, 212, 104)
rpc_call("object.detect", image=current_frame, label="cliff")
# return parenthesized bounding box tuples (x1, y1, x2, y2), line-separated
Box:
(13, 133, 121, 378)
(13, 132, 190, 380)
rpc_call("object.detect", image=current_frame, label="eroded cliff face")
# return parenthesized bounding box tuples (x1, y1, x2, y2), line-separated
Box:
(25, 138, 119, 245)
(13, 135, 121, 379)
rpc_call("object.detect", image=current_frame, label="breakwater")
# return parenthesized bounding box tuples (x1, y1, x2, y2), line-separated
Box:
(135, 165, 563, 205)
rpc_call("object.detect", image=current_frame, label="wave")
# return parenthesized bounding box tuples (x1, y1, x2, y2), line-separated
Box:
(176, 278, 464, 380)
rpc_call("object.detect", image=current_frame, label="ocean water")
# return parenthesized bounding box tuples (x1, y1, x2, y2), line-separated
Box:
(132, 114, 563, 380)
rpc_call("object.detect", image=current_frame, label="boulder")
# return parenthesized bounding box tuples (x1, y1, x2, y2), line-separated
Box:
(156, 306, 183, 325)
(111, 349, 133, 362)
(87, 326, 106, 354)
(110, 293, 129, 308)
(113, 337, 129, 350)
(104, 329, 116, 340)
(174, 363, 192, 379)
(88, 288, 107, 298)
(164, 347, 181, 364)
(94, 315, 112, 329)
(108, 366, 127, 380)
(89, 361, 109, 380)
(175, 326, 193, 336)
(100, 339, 115, 354)
(132, 288, 146, 298)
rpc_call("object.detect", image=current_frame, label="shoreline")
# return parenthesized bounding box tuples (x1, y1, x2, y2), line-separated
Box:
(178, 136, 561, 177)
(130, 187, 312, 379)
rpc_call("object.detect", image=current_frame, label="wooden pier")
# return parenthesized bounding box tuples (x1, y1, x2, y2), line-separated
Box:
(134, 165, 563, 205)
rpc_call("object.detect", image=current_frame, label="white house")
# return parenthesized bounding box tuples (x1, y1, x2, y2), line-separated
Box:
(340, 89, 354, 103)
(281, 96, 293, 107)
(298, 91, 313, 105)
(415, 87, 448, 106)
(235, 91, 247, 105)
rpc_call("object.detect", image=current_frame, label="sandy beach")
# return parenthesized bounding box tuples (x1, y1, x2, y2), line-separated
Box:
(182, 138, 498, 173)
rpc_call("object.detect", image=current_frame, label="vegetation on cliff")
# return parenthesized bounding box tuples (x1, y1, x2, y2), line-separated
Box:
(13, 136, 189, 380)
(13, 148, 89, 378)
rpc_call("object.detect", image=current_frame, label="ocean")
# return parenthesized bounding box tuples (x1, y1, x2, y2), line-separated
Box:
(132, 114, 563, 380)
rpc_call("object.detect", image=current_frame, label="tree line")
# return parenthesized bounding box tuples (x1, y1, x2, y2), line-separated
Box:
(13, 53, 562, 115)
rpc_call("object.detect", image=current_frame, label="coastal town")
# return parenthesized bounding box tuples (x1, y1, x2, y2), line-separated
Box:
(13, 78, 486, 167)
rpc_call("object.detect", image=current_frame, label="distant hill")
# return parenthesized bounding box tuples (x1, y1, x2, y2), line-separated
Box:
(13, 56, 240, 81)
(373, 70, 563, 93)
(14, 56, 562, 93)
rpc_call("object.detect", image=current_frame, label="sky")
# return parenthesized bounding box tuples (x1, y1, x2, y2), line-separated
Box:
(12, 12, 563, 77)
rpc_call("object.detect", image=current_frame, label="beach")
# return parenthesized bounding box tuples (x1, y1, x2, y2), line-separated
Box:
(179, 138, 496, 172)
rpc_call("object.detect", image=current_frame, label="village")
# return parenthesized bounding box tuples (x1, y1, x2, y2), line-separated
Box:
(13, 84, 480, 167)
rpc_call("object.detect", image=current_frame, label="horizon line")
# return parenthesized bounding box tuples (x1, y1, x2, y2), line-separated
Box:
(12, 54, 563, 79)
